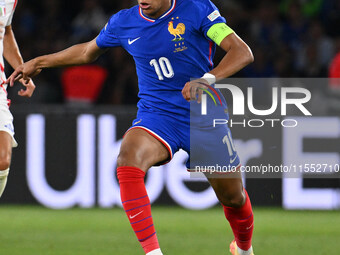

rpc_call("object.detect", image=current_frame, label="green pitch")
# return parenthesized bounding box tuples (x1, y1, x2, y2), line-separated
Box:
(0, 206, 339, 255)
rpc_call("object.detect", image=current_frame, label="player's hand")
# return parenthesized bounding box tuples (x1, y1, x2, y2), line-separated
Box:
(6, 59, 42, 87)
(17, 78, 36, 98)
(182, 78, 209, 103)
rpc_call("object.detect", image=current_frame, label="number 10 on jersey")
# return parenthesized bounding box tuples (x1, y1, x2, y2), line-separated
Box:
(150, 57, 174, 80)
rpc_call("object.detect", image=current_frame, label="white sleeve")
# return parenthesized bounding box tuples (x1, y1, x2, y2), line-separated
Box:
(6, 1, 17, 26)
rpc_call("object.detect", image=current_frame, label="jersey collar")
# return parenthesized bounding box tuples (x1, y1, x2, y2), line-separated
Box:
(139, 0, 176, 23)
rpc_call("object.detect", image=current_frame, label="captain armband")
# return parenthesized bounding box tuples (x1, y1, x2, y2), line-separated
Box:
(207, 23, 234, 46)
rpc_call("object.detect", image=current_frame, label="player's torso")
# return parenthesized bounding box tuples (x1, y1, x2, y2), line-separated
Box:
(118, 0, 214, 92)
(107, 0, 223, 121)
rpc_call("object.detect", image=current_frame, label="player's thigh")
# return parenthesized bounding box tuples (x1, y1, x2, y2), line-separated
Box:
(117, 128, 170, 172)
(0, 131, 12, 170)
(207, 172, 245, 207)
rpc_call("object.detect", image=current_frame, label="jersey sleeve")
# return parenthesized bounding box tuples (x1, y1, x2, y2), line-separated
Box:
(96, 13, 122, 48)
(194, 0, 227, 38)
(6, 1, 18, 26)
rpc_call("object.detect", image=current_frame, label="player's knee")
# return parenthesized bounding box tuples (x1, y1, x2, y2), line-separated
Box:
(219, 189, 246, 208)
(117, 149, 145, 169)
(0, 156, 11, 170)
(117, 150, 132, 168)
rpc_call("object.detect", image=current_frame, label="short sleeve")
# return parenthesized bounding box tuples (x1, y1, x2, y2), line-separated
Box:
(195, 0, 226, 38)
(96, 13, 122, 49)
(6, 1, 17, 26)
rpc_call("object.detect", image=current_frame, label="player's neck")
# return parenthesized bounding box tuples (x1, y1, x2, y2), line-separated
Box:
(143, 0, 172, 20)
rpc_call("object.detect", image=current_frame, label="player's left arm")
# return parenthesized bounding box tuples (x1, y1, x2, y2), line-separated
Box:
(3, 25, 35, 97)
(208, 29, 254, 80)
(182, 24, 254, 102)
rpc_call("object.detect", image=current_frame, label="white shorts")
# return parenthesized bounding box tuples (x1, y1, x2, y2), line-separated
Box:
(0, 99, 18, 148)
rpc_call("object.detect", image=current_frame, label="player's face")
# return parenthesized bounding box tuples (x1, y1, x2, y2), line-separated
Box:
(138, 0, 172, 19)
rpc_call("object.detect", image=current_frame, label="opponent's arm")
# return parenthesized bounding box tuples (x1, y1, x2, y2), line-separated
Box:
(3, 25, 35, 97)
(3, 25, 23, 68)
(7, 38, 107, 86)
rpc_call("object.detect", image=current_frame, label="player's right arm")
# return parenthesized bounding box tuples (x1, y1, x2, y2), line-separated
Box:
(7, 38, 107, 86)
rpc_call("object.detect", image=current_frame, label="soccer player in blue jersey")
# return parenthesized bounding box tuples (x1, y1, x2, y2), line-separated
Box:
(8, 0, 255, 254)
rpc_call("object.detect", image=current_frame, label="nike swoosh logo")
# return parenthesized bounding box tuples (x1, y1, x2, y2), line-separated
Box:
(133, 119, 142, 126)
(246, 223, 254, 230)
(230, 155, 238, 164)
(128, 37, 141, 45)
(129, 210, 144, 219)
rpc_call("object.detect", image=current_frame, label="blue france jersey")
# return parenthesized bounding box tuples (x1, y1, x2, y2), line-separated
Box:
(96, 0, 226, 122)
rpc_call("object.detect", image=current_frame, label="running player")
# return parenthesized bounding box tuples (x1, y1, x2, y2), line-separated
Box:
(7, 0, 254, 254)
(0, 0, 35, 198)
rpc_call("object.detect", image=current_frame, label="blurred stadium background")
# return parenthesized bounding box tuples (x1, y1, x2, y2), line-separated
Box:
(1, 0, 340, 254)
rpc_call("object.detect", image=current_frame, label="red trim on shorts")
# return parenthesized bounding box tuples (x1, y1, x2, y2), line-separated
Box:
(125, 126, 173, 160)
(14, 0, 18, 9)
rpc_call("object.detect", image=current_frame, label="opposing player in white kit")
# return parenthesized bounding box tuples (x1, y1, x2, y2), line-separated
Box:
(0, 0, 35, 198)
